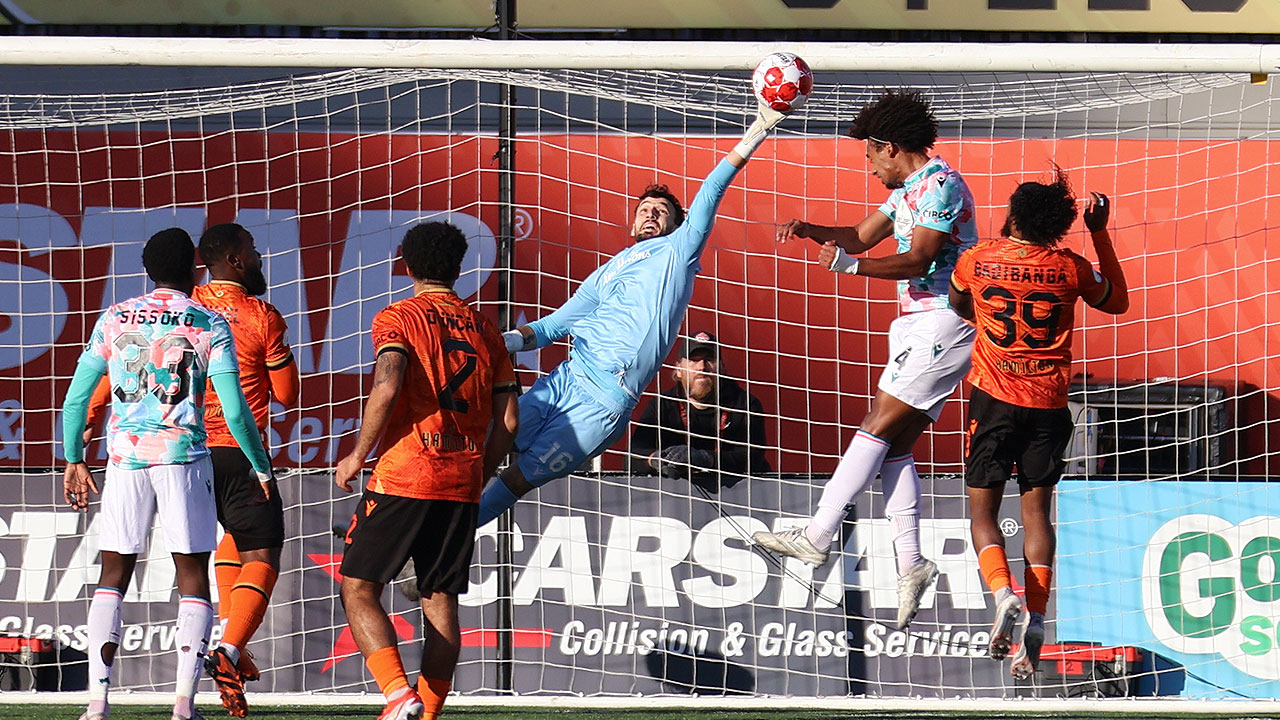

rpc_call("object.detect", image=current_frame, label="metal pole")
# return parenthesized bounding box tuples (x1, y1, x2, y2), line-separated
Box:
(494, 0, 518, 697)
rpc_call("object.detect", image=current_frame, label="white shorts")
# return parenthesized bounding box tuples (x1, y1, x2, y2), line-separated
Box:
(99, 456, 217, 555)
(877, 309, 976, 421)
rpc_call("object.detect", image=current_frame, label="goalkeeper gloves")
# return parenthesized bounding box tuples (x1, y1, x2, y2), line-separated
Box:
(503, 329, 527, 354)
(733, 104, 788, 161)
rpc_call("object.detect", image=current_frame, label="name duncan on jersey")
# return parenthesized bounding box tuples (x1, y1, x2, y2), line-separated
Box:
(972, 261, 1069, 284)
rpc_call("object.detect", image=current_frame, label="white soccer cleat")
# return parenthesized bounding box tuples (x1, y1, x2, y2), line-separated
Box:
(169, 709, 207, 720)
(895, 558, 939, 630)
(1011, 612, 1046, 680)
(376, 687, 424, 720)
(752, 527, 830, 567)
(987, 592, 1024, 661)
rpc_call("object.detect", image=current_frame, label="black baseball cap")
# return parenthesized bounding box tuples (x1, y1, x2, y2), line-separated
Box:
(683, 331, 717, 358)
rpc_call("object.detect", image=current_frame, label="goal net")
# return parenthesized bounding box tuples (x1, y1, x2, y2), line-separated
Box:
(0, 45, 1277, 703)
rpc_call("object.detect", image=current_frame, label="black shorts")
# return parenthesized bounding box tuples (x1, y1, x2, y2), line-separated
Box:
(965, 387, 1074, 491)
(211, 446, 285, 552)
(339, 491, 477, 597)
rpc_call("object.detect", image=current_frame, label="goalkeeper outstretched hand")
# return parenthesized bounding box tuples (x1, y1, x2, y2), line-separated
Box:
(733, 102, 789, 161)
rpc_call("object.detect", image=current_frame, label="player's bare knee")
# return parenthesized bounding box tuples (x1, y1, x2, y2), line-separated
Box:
(339, 577, 382, 608)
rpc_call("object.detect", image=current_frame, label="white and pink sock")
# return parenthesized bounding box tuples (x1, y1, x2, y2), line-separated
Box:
(881, 453, 925, 575)
(806, 430, 891, 549)
(172, 596, 214, 718)
(86, 586, 125, 717)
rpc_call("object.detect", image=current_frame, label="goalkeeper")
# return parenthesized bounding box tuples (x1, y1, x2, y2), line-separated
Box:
(478, 102, 789, 526)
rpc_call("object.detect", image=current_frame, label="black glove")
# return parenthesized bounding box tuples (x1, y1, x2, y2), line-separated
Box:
(650, 445, 715, 479)
(1083, 191, 1110, 232)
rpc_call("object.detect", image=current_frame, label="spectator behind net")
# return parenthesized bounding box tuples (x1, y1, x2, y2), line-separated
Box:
(629, 331, 770, 491)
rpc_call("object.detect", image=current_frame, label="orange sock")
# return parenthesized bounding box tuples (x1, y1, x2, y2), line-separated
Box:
(221, 561, 278, 651)
(1025, 564, 1053, 615)
(366, 646, 409, 698)
(978, 544, 1011, 594)
(213, 535, 242, 623)
(417, 675, 451, 718)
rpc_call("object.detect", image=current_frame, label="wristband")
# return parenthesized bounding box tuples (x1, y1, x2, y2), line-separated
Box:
(827, 246, 860, 274)
(255, 469, 274, 484)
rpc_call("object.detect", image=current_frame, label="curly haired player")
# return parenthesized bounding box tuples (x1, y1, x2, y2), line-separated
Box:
(754, 89, 978, 630)
(948, 169, 1128, 678)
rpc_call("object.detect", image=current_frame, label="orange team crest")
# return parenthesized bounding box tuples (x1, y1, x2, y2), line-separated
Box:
(365, 499, 378, 516)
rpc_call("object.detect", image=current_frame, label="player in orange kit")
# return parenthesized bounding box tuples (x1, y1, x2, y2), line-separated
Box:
(335, 221, 520, 720)
(194, 223, 299, 717)
(949, 170, 1128, 679)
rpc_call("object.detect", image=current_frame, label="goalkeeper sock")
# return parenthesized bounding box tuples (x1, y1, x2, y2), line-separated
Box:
(1025, 564, 1053, 615)
(807, 430, 890, 549)
(478, 478, 519, 527)
(221, 560, 278, 662)
(978, 544, 1012, 595)
(366, 646, 410, 699)
(417, 675, 451, 719)
(213, 534, 242, 623)
(881, 453, 924, 575)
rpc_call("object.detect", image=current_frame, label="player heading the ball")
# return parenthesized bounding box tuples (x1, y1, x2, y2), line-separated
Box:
(754, 89, 979, 631)
(477, 55, 807, 526)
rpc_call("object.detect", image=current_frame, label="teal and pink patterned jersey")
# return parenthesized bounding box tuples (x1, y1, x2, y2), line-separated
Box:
(78, 289, 238, 469)
(877, 155, 978, 313)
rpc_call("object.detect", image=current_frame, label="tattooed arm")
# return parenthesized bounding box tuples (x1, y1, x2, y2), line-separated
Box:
(335, 350, 407, 492)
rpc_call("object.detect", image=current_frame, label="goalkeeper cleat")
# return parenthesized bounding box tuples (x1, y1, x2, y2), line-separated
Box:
(204, 647, 248, 718)
(895, 558, 939, 630)
(987, 592, 1024, 661)
(1011, 612, 1046, 680)
(752, 527, 830, 568)
(77, 711, 108, 720)
(377, 687, 424, 720)
(170, 710, 207, 720)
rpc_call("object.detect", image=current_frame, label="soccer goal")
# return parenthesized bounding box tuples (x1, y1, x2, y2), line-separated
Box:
(0, 37, 1278, 707)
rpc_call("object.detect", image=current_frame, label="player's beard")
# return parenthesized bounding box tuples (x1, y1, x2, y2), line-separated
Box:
(244, 266, 268, 296)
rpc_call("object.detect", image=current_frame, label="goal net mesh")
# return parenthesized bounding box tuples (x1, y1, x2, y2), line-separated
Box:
(0, 62, 1276, 701)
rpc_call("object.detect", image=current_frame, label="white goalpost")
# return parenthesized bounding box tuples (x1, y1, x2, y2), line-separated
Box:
(0, 37, 1277, 708)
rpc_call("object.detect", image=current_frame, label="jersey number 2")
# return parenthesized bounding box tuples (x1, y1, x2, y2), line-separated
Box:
(437, 337, 478, 413)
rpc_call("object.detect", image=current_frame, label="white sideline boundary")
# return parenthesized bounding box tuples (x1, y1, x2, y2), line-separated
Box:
(3, 692, 1280, 714)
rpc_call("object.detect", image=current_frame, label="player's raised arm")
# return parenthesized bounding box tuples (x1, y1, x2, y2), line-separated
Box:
(1081, 192, 1129, 315)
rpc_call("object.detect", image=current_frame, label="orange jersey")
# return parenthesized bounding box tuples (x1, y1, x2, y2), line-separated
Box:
(368, 289, 518, 503)
(193, 281, 294, 446)
(951, 239, 1112, 409)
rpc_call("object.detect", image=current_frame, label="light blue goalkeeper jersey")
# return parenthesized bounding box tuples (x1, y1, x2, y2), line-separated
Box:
(528, 158, 741, 410)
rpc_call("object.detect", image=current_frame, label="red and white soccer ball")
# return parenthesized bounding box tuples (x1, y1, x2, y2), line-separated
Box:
(752, 52, 814, 113)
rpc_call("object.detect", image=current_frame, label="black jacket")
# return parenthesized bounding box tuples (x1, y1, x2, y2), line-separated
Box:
(629, 378, 770, 486)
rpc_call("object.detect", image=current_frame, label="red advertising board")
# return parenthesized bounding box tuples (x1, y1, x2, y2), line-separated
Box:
(1, 131, 1275, 473)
